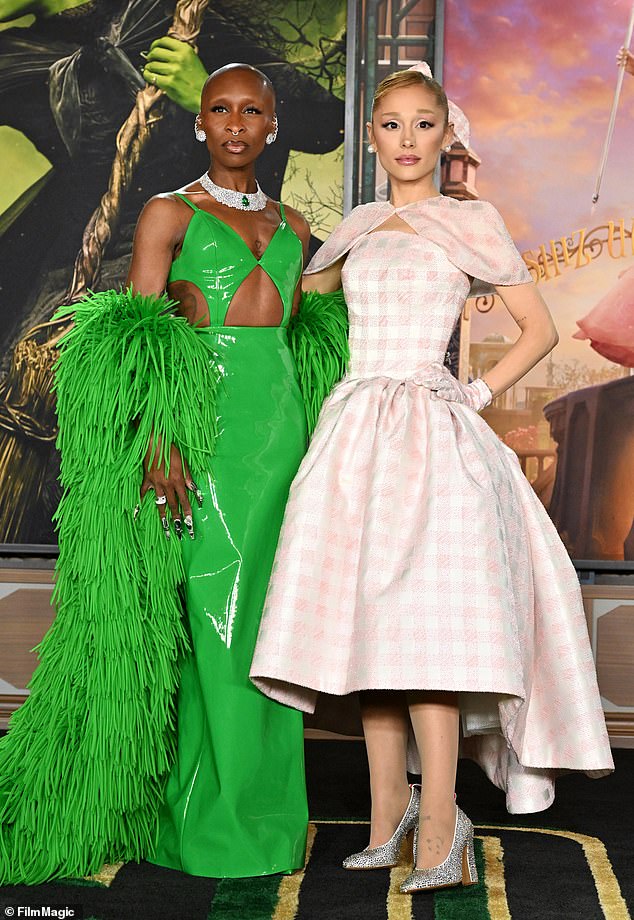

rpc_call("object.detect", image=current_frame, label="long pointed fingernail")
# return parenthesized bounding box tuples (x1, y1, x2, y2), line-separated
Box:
(173, 518, 183, 540)
(188, 479, 204, 508)
(184, 514, 195, 539)
(140, 50, 149, 59)
(161, 518, 171, 540)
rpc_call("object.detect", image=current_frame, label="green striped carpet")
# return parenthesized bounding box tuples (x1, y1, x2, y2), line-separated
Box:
(0, 743, 631, 920)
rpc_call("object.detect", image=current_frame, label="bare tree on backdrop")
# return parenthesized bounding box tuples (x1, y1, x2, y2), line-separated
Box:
(217, 0, 346, 92)
(550, 359, 628, 396)
(284, 147, 344, 238)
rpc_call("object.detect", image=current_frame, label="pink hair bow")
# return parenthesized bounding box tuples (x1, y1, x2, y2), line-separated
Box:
(407, 61, 470, 149)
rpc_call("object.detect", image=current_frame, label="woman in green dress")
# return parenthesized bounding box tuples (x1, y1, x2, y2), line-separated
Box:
(129, 61, 310, 878)
(0, 62, 350, 884)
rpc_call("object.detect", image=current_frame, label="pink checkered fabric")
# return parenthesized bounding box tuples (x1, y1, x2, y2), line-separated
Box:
(303, 196, 533, 287)
(250, 199, 613, 814)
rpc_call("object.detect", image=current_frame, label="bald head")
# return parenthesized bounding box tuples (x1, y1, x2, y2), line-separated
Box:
(201, 63, 275, 108)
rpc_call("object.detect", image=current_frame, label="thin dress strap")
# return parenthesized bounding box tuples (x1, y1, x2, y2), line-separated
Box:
(174, 192, 199, 212)
(278, 201, 286, 221)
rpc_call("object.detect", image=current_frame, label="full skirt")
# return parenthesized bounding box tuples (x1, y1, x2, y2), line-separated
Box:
(251, 375, 614, 813)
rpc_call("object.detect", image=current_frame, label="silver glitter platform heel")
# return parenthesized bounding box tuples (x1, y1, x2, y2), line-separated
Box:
(343, 784, 421, 870)
(399, 806, 478, 893)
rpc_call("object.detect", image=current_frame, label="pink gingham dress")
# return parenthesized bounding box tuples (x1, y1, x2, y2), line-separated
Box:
(250, 196, 613, 813)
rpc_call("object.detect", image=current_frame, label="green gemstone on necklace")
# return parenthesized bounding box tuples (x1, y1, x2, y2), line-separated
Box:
(199, 173, 267, 211)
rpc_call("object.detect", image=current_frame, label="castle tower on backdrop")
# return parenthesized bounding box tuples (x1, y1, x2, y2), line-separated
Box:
(440, 140, 481, 375)
(440, 142, 481, 200)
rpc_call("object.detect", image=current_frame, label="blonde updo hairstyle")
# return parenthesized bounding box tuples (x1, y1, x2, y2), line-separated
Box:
(371, 70, 449, 127)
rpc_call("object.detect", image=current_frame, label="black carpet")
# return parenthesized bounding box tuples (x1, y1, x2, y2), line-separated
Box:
(0, 741, 631, 920)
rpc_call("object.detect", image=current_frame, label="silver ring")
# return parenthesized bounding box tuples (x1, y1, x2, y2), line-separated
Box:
(155, 495, 167, 506)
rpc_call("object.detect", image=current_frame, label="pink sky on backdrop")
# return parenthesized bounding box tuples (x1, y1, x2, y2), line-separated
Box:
(444, 0, 634, 247)
(444, 0, 634, 382)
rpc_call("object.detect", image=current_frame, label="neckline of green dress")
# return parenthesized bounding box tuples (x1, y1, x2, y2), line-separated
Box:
(174, 193, 287, 265)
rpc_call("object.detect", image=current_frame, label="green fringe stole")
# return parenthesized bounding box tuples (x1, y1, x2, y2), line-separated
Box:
(0, 289, 220, 885)
(288, 288, 349, 435)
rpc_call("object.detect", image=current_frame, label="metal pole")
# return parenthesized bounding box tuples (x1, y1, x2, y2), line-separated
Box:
(592, 2, 634, 206)
(434, 0, 445, 79)
(343, 0, 360, 214)
(362, 0, 380, 202)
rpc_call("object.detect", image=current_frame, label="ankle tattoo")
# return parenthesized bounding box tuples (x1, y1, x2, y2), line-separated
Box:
(425, 834, 444, 856)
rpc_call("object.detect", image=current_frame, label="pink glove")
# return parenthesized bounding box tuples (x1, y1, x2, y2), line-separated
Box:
(415, 363, 493, 412)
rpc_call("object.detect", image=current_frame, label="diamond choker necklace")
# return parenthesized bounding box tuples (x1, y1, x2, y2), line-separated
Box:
(199, 172, 267, 211)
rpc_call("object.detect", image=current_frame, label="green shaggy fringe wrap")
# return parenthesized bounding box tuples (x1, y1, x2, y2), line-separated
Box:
(0, 289, 220, 885)
(288, 288, 348, 435)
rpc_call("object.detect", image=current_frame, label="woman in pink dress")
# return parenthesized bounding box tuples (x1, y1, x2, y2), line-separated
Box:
(250, 64, 614, 894)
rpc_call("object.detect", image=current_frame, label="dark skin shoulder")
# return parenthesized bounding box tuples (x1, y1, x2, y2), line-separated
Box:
(126, 192, 193, 298)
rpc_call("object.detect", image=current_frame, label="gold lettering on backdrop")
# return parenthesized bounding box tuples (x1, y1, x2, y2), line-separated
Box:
(557, 236, 571, 267)
(607, 219, 626, 259)
(574, 228, 592, 268)
(523, 251, 541, 282)
(537, 244, 550, 280)
(522, 218, 634, 283)
(538, 243, 562, 280)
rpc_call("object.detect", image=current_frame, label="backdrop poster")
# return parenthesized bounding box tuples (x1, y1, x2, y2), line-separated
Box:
(444, 0, 634, 561)
(0, 0, 346, 547)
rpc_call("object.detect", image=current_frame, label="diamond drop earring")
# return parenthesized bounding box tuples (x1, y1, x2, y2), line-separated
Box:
(265, 115, 279, 145)
(194, 118, 206, 142)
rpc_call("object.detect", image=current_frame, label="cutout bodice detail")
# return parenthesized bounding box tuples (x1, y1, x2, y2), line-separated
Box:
(168, 193, 303, 327)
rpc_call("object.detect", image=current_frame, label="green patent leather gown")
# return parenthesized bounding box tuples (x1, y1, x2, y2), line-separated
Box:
(151, 194, 308, 877)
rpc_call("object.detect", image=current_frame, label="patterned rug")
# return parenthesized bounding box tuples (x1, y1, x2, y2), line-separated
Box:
(0, 743, 631, 920)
